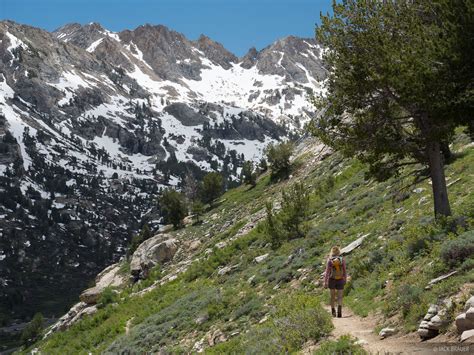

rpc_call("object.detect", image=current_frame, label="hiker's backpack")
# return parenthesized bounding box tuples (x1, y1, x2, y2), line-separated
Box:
(330, 256, 344, 280)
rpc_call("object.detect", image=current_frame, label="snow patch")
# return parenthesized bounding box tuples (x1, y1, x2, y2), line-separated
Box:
(86, 37, 104, 52)
(5, 32, 30, 64)
(0, 74, 37, 171)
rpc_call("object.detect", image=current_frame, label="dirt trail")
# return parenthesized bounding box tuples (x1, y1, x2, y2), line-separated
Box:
(319, 306, 455, 354)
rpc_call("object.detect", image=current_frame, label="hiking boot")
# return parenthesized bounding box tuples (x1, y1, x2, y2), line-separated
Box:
(337, 305, 342, 318)
(331, 307, 336, 317)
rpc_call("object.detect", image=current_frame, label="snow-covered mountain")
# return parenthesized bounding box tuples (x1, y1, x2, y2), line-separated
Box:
(53, 22, 326, 121)
(0, 20, 326, 323)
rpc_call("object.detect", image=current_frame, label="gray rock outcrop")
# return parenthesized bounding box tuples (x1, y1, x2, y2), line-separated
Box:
(418, 303, 451, 339)
(254, 253, 269, 263)
(164, 102, 209, 126)
(79, 263, 126, 305)
(456, 296, 474, 335)
(130, 234, 179, 279)
(456, 310, 474, 333)
(340, 233, 370, 255)
(45, 302, 98, 337)
(461, 329, 474, 343)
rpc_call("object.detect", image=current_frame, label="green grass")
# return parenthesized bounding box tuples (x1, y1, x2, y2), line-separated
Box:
(207, 292, 333, 354)
(314, 335, 368, 355)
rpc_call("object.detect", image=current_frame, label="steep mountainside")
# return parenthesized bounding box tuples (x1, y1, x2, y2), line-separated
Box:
(27, 131, 474, 354)
(0, 20, 325, 332)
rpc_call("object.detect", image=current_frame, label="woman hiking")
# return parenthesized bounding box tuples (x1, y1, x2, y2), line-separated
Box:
(324, 246, 347, 318)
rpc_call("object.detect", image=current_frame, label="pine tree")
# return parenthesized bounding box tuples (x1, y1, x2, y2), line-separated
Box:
(21, 312, 44, 345)
(201, 172, 223, 205)
(159, 189, 187, 229)
(241, 161, 256, 187)
(266, 142, 294, 181)
(279, 182, 310, 239)
(310, 0, 472, 218)
(265, 183, 310, 248)
(265, 201, 283, 249)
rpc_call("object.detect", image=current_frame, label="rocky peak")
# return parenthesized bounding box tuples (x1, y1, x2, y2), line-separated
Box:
(85, 22, 105, 32)
(240, 47, 259, 69)
(53, 22, 82, 36)
(0, 20, 49, 46)
(268, 35, 304, 52)
(55, 23, 92, 43)
(117, 24, 202, 80)
(194, 34, 238, 69)
(123, 23, 188, 49)
(255, 36, 326, 83)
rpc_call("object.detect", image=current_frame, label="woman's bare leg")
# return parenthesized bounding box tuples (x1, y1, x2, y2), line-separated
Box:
(330, 289, 336, 308)
(337, 289, 343, 306)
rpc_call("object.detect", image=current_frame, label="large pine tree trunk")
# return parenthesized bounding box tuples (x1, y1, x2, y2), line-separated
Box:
(427, 140, 452, 218)
(441, 141, 452, 163)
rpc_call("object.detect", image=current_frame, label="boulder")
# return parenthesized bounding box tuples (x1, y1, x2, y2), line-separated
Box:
(466, 307, 474, 320)
(418, 303, 451, 339)
(427, 304, 439, 315)
(183, 216, 194, 226)
(465, 297, 474, 312)
(188, 240, 202, 251)
(340, 233, 370, 255)
(217, 263, 240, 276)
(215, 241, 227, 249)
(195, 314, 209, 325)
(461, 329, 474, 343)
(130, 234, 178, 278)
(44, 302, 98, 337)
(428, 315, 444, 329)
(207, 329, 227, 346)
(69, 305, 98, 325)
(418, 326, 438, 339)
(379, 327, 396, 339)
(424, 312, 435, 321)
(160, 224, 174, 233)
(80, 288, 102, 305)
(456, 313, 474, 333)
(55, 302, 87, 331)
(192, 338, 205, 353)
(79, 263, 126, 304)
(254, 253, 269, 263)
(217, 266, 232, 276)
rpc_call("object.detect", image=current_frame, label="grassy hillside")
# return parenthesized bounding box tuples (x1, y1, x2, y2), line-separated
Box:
(28, 130, 474, 354)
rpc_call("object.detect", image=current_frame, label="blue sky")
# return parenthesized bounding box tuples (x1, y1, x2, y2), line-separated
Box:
(0, 0, 333, 56)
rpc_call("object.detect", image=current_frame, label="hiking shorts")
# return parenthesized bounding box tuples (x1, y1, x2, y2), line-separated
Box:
(328, 278, 345, 290)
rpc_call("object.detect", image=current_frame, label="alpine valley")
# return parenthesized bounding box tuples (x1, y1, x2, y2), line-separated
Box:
(0, 21, 326, 329)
